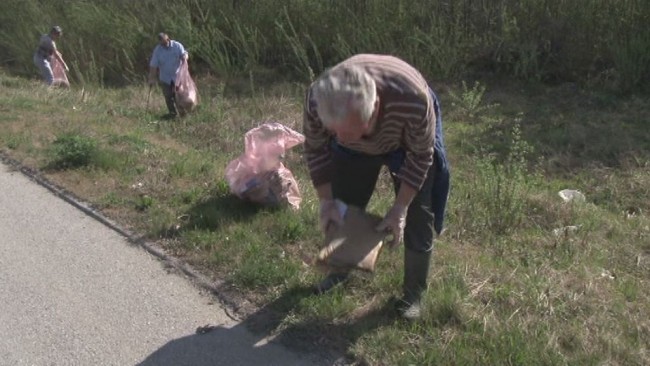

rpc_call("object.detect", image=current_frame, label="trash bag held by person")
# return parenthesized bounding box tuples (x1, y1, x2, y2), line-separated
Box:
(303, 54, 451, 320)
(33, 25, 70, 88)
(148, 32, 188, 119)
(175, 61, 198, 115)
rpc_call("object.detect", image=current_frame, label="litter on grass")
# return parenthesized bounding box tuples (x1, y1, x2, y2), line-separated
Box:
(558, 189, 586, 203)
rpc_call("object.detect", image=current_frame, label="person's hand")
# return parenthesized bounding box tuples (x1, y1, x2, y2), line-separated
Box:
(319, 199, 344, 233)
(375, 203, 408, 248)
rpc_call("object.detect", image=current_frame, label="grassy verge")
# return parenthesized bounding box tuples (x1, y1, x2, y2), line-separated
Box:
(1, 70, 648, 365)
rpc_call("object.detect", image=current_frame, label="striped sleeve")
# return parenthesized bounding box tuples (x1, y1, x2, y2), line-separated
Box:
(385, 95, 435, 189)
(302, 85, 333, 187)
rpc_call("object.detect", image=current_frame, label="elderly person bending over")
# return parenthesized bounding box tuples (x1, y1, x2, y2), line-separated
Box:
(302, 54, 450, 320)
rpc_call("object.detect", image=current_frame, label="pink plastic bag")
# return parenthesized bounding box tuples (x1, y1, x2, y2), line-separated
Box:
(175, 61, 198, 113)
(51, 57, 70, 88)
(225, 122, 305, 209)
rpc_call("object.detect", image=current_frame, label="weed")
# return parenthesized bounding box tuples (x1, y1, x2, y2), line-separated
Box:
(618, 277, 639, 302)
(4, 133, 29, 150)
(449, 81, 495, 118)
(135, 194, 154, 211)
(49, 133, 98, 169)
(100, 191, 126, 206)
(453, 118, 535, 239)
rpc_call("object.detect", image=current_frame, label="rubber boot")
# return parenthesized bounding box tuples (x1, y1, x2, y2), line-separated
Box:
(396, 248, 431, 320)
(312, 271, 349, 295)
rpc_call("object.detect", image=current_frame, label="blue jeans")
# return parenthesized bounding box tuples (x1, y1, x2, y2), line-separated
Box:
(330, 89, 450, 252)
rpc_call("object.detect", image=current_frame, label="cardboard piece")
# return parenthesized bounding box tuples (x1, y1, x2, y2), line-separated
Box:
(315, 204, 386, 272)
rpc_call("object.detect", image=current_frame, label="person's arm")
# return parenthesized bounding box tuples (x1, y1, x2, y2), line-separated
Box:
(377, 94, 435, 247)
(303, 86, 334, 188)
(47, 37, 69, 71)
(54, 49, 69, 72)
(148, 67, 158, 85)
(315, 182, 344, 232)
(177, 41, 189, 63)
(303, 87, 344, 232)
(395, 184, 418, 209)
(376, 184, 414, 248)
(148, 48, 159, 85)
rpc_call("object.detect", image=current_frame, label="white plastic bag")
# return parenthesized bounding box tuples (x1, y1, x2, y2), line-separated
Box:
(175, 61, 198, 113)
(225, 122, 305, 209)
(558, 189, 586, 203)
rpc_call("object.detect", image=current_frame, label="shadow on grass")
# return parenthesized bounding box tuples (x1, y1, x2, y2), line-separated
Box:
(240, 286, 399, 364)
(136, 285, 399, 365)
(166, 194, 275, 237)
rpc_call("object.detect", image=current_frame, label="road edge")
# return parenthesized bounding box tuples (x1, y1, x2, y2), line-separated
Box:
(0, 151, 243, 321)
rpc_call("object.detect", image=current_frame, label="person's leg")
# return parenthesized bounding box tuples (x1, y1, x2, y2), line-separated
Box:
(388, 88, 450, 319)
(391, 159, 436, 320)
(313, 143, 383, 294)
(159, 81, 177, 117)
(34, 55, 54, 86)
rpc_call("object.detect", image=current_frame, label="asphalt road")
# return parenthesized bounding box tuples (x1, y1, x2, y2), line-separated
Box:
(0, 161, 330, 366)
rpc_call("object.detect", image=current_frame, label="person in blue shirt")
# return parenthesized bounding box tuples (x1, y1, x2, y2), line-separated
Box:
(148, 33, 188, 119)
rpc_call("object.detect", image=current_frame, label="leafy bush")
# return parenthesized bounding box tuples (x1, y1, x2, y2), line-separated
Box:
(50, 133, 98, 169)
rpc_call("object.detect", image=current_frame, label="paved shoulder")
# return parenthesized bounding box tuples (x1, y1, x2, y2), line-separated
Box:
(0, 162, 327, 365)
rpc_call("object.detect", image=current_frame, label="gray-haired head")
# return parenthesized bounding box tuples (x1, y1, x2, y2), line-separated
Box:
(50, 25, 62, 35)
(312, 64, 377, 128)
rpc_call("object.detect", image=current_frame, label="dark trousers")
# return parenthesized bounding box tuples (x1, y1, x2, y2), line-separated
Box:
(160, 81, 177, 115)
(330, 90, 450, 253)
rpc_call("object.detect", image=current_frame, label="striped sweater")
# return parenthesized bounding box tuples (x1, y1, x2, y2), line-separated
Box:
(303, 54, 436, 190)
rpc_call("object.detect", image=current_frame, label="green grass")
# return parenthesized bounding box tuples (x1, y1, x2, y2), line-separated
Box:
(2, 0, 649, 90)
(0, 70, 648, 365)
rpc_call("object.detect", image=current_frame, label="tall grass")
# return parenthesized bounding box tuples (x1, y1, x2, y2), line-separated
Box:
(1, 0, 648, 91)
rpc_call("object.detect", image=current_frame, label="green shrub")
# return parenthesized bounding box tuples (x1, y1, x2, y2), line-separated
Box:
(50, 133, 98, 169)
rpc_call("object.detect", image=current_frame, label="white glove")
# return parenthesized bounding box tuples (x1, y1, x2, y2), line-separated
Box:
(319, 199, 344, 233)
(375, 203, 408, 248)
